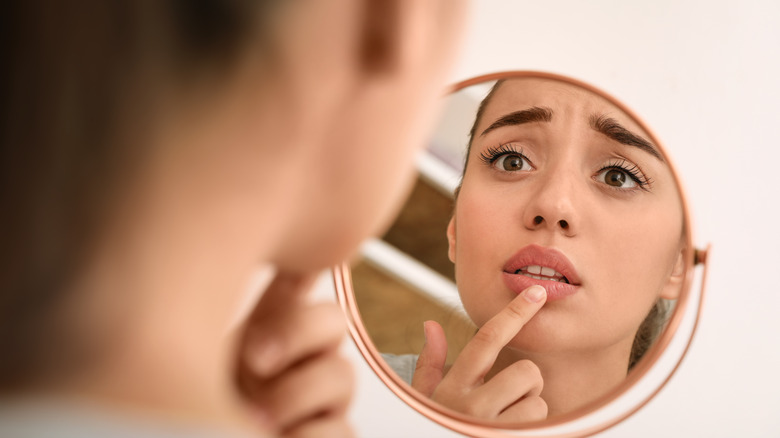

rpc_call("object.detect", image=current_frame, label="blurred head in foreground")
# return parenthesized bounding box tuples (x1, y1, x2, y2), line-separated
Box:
(0, 0, 464, 431)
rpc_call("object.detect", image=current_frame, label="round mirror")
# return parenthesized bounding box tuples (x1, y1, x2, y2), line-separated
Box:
(334, 71, 709, 436)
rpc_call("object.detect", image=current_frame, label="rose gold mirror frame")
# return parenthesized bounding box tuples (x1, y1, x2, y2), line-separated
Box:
(333, 71, 710, 437)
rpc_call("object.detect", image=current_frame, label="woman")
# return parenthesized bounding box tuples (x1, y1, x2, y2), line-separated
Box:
(0, 1, 465, 437)
(411, 77, 685, 422)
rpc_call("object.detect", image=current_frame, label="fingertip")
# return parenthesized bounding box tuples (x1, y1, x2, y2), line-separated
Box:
(252, 407, 277, 433)
(522, 285, 546, 303)
(423, 320, 436, 343)
(248, 338, 282, 377)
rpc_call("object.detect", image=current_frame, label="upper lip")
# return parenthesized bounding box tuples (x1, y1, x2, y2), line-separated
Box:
(503, 244, 582, 286)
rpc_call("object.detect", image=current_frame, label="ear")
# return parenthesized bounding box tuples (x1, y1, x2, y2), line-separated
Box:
(660, 248, 686, 300)
(446, 216, 456, 264)
(358, 0, 466, 76)
(359, 0, 399, 73)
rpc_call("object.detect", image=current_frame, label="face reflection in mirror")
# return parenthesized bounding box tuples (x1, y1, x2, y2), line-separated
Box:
(442, 77, 684, 419)
(355, 75, 686, 425)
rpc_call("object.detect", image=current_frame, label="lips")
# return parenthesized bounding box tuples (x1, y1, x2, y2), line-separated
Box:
(502, 244, 582, 301)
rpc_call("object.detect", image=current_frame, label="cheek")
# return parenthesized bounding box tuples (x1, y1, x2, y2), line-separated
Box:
(273, 136, 420, 271)
(452, 186, 521, 326)
(329, 152, 420, 259)
(587, 200, 682, 320)
(321, 87, 446, 241)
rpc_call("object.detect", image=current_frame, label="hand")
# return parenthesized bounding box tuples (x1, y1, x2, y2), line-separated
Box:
(411, 285, 548, 422)
(235, 271, 354, 438)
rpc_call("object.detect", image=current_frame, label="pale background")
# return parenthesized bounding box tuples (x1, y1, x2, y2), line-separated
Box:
(316, 1, 780, 436)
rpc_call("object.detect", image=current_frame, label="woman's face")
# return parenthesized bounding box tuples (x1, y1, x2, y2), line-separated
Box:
(448, 78, 684, 355)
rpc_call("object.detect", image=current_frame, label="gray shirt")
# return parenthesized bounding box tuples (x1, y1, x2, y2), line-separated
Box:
(379, 353, 419, 386)
(0, 401, 254, 438)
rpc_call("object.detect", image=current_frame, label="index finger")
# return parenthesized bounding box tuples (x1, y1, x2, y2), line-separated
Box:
(446, 285, 546, 386)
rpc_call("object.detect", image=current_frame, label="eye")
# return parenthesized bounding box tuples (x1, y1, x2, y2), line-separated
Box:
(597, 168, 637, 188)
(478, 144, 534, 173)
(495, 153, 531, 172)
(594, 159, 651, 190)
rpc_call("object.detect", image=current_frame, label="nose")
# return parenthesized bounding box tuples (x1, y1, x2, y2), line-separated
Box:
(522, 174, 579, 237)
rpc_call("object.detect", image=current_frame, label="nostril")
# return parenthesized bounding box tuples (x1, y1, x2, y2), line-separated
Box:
(534, 216, 543, 225)
(559, 220, 569, 229)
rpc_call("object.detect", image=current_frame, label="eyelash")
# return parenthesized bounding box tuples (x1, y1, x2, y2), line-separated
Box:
(478, 144, 530, 166)
(478, 144, 652, 190)
(598, 159, 653, 189)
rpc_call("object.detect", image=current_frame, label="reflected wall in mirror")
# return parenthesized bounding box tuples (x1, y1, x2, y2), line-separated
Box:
(343, 71, 697, 431)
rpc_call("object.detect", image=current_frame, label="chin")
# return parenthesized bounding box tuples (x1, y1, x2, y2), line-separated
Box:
(508, 312, 584, 353)
(274, 228, 365, 273)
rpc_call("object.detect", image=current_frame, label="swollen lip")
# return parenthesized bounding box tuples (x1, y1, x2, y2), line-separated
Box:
(502, 271, 579, 301)
(501, 244, 582, 300)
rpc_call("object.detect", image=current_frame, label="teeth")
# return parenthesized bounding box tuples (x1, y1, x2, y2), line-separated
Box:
(513, 265, 568, 283)
(519, 265, 562, 278)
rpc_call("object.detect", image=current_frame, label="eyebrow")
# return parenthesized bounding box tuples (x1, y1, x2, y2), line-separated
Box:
(589, 114, 663, 161)
(479, 106, 553, 137)
(479, 106, 663, 162)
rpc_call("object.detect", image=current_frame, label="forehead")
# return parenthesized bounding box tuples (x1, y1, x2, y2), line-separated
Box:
(477, 78, 651, 139)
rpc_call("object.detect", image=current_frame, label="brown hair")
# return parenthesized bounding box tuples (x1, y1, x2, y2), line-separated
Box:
(452, 79, 506, 199)
(629, 300, 671, 370)
(456, 78, 671, 371)
(0, 1, 282, 391)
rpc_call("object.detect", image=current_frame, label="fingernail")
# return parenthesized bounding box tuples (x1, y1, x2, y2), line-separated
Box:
(250, 339, 281, 377)
(523, 285, 546, 303)
(423, 321, 430, 343)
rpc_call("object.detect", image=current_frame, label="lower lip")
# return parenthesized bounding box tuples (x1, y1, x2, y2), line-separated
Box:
(502, 272, 579, 301)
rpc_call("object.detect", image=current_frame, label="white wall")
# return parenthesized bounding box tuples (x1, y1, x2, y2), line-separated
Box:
(331, 1, 780, 436)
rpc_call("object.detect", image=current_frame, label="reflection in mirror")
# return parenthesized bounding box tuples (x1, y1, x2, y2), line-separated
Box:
(350, 74, 686, 425)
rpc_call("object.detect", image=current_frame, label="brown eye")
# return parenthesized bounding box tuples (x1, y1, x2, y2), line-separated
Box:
(496, 154, 529, 172)
(598, 168, 637, 188)
(605, 169, 626, 186)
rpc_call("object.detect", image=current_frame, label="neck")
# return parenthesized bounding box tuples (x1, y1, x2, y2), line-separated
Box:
(491, 339, 633, 418)
(53, 228, 268, 434)
(48, 138, 290, 433)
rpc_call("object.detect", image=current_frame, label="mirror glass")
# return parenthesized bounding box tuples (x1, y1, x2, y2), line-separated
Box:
(341, 72, 695, 430)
